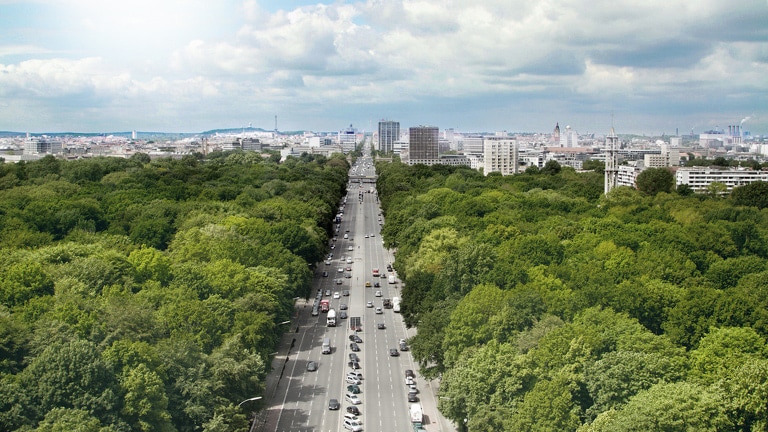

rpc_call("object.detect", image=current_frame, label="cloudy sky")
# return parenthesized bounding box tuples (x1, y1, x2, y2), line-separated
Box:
(1, 0, 766, 135)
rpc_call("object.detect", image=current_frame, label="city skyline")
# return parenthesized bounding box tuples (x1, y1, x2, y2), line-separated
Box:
(1, 0, 766, 136)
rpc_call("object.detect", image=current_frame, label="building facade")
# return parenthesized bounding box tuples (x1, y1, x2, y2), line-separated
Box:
(483, 138, 518, 176)
(378, 121, 399, 153)
(676, 167, 768, 193)
(408, 126, 439, 165)
(338, 124, 358, 153)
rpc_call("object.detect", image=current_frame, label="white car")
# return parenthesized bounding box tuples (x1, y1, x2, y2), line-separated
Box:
(375, 290, 382, 297)
(333, 292, 340, 299)
(346, 257, 353, 264)
(345, 393, 362, 405)
(375, 307, 383, 314)
(346, 376, 361, 385)
(366, 301, 373, 308)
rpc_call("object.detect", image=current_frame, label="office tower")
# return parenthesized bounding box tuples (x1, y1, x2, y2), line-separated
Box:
(378, 120, 399, 153)
(408, 126, 439, 164)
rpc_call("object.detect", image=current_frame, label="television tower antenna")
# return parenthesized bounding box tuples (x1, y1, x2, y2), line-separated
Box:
(275, 114, 278, 133)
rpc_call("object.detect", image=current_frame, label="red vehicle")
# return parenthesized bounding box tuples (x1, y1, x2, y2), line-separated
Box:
(372, 268, 380, 277)
(320, 299, 330, 313)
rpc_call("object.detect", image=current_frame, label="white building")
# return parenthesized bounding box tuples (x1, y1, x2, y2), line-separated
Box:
(483, 138, 518, 176)
(338, 124, 358, 153)
(559, 126, 579, 147)
(461, 137, 484, 155)
(676, 167, 768, 193)
(644, 145, 680, 168)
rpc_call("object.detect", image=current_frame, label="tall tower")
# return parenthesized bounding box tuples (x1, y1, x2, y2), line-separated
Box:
(604, 127, 619, 195)
(378, 120, 400, 153)
(408, 126, 439, 164)
(553, 123, 560, 144)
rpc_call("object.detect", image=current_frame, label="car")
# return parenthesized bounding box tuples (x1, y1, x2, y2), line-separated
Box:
(343, 419, 363, 431)
(333, 291, 340, 299)
(339, 311, 348, 319)
(338, 303, 347, 310)
(348, 246, 353, 251)
(345, 273, 352, 278)
(400, 341, 409, 351)
(346, 257, 353, 264)
(408, 392, 419, 402)
(325, 289, 331, 296)
(370, 233, 375, 237)
(350, 342, 360, 352)
(346, 384, 361, 394)
(349, 353, 359, 362)
(346, 406, 361, 416)
(345, 376, 361, 385)
(381, 273, 387, 279)
(350, 334, 363, 343)
(347, 372, 363, 380)
(348, 361, 361, 369)
(343, 290, 350, 296)
(374, 281, 380, 287)
(330, 244, 335, 249)
(366, 301, 373, 308)
(335, 278, 343, 285)
(345, 266, 352, 272)
(345, 393, 362, 405)
(405, 376, 415, 386)
(322, 271, 328, 277)
(365, 281, 371, 287)
(307, 361, 318, 371)
(375, 290, 382, 297)
(325, 259, 332, 265)
(389, 348, 399, 356)
(405, 369, 415, 378)
(311, 308, 319, 316)
(329, 398, 340, 410)
(364, 234, 369, 238)
(375, 307, 383, 314)
(377, 323, 386, 329)
(337, 268, 344, 273)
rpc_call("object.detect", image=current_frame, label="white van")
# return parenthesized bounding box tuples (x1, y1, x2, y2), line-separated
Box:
(343, 233, 349, 239)
(321, 337, 331, 354)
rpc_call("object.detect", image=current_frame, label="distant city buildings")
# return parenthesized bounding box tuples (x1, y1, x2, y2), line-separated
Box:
(378, 120, 399, 153)
(676, 167, 768, 194)
(338, 124, 358, 153)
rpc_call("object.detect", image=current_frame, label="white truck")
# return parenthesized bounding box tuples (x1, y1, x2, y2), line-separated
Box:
(392, 296, 401, 313)
(409, 403, 423, 423)
(327, 309, 337, 327)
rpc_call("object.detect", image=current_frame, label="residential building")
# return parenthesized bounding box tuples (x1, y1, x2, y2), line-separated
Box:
(676, 167, 768, 193)
(483, 137, 518, 176)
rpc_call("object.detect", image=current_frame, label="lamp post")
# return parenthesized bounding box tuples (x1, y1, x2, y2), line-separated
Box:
(238, 396, 262, 407)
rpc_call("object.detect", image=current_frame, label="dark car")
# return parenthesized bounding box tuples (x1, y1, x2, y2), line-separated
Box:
(307, 361, 318, 371)
(329, 398, 340, 410)
(389, 348, 399, 357)
(322, 271, 328, 277)
(348, 361, 361, 369)
(377, 323, 386, 329)
(350, 342, 360, 352)
(346, 406, 360, 416)
(349, 353, 359, 362)
(340, 303, 348, 310)
(408, 392, 419, 403)
(325, 289, 331, 296)
(405, 369, 415, 378)
(339, 311, 348, 319)
(349, 334, 363, 343)
(347, 384, 361, 394)
(343, 290, 350, 296)
(374, 282, 380, 287)
(399, 341, 409, 351)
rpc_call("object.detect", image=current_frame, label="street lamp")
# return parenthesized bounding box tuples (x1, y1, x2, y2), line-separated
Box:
(237, 396, 262, 407)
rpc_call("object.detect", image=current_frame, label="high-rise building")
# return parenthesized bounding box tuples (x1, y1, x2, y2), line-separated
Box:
(408, 126, 439, 165)
(378, 120, 399, 153)
(553, 123, 561, 144)
(483, 138, 518, 176)
(560, 126, 579, 147)
(338, 124, 357, 153)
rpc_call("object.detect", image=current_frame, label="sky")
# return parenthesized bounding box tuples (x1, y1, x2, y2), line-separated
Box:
(0, 0, 766, 135)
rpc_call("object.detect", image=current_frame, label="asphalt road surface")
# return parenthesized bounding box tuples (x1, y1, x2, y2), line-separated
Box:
(260, 155, 452, 432)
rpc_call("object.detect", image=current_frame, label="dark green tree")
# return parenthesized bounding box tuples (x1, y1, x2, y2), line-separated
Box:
(635, 167, 674, 195)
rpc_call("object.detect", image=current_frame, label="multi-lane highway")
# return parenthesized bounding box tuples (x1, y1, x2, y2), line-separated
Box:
(261, 154, 449, 432)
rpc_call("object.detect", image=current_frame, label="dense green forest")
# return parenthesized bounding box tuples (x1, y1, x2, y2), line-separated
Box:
(0, 152, 349, 431)
(376, 161, 768, 431)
